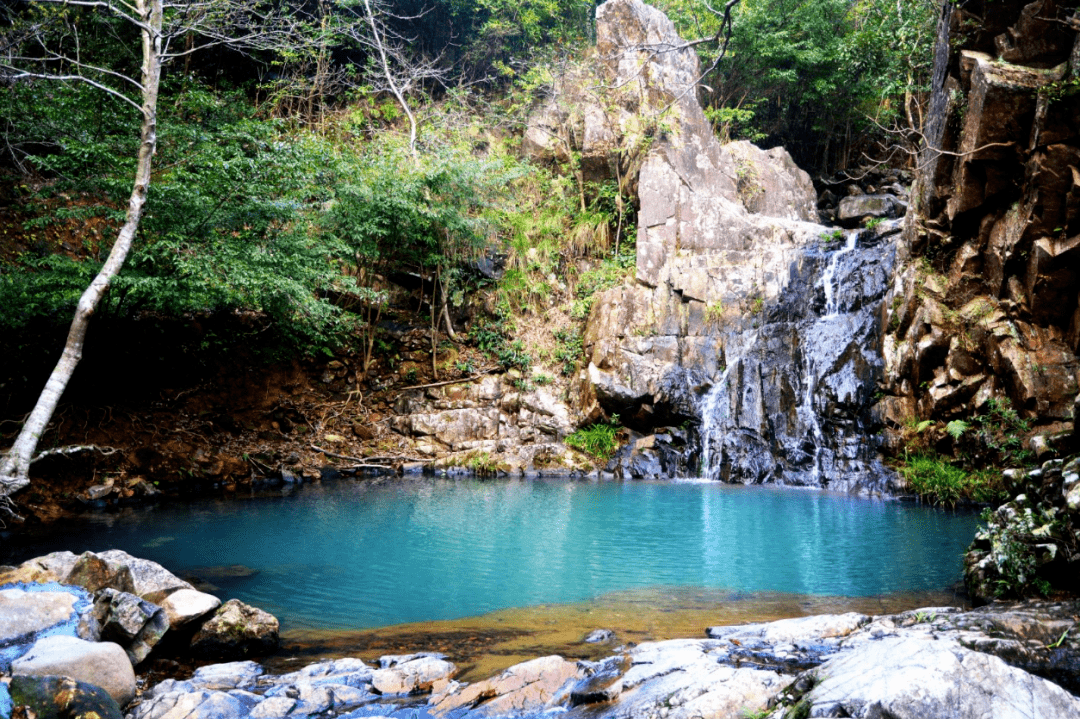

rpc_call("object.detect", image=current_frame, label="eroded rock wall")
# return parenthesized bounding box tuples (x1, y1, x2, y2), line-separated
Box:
(578, 0, 898, 490)
(880, 0, 1080, 452)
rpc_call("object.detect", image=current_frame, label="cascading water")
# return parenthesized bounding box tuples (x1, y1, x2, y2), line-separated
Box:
(696, 225, 900, 494)
(821, 230, 859, 316)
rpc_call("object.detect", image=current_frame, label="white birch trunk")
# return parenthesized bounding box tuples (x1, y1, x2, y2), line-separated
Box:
(0, 0, 163, 503)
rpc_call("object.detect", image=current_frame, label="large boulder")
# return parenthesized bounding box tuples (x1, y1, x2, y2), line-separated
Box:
(791, 635, 1080, 719)
(189, 599, 279, 660)
(11, 635, 136, 706)
(0, 552, 80, 586)
(95, 550, 194, 604)
(0, 584, 98, 672)
(0, 587, 83, 645)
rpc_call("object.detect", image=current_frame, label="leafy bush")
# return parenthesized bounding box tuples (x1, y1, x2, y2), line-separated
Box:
(566, 416, 622, 461)
(896, 452, 1006, 507)
(553, 328, 583, 376)
(976, 505, 1055, 598)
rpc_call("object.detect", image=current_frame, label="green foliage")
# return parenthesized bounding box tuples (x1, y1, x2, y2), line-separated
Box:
(566, 415, 622, 462)
(496, 340, 532, 372)
(570, 251, 635, 319)
(896, 452, 1006, 507)
(974, 398, 1034, 467)
(553, 328, 583, 376)
(656, 0, 937, 171)
(703, 301, 726, 328)
(0, 83, 353, 355)
(978, 505, 1055, 598)
(325, 137, 505, 277)
(945, 419, 969, 441)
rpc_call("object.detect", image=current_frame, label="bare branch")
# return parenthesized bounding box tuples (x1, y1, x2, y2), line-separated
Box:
(31, 445, 119, 463)
(6, 71, 145, 112)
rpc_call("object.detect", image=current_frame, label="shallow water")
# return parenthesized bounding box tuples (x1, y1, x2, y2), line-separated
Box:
(5, 477, 979, 639)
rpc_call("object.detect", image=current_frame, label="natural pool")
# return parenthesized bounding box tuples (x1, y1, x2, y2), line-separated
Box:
(6, 477, 980, 634)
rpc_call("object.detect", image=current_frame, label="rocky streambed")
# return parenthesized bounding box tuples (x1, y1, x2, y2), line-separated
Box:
(4, 548, 1080, 719)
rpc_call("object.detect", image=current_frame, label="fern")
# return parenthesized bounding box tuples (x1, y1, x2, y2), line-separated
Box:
(945, 419, 969, 441)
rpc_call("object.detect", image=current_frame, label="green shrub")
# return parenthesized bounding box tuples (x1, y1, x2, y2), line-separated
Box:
(565, 415, 622, 461)
(553, 328, 583, 376)
(977, 506, 1054, 598)
(896, 452, 1006, 507)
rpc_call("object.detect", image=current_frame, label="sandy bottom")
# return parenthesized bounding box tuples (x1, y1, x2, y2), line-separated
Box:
(266, 586, 967, 682)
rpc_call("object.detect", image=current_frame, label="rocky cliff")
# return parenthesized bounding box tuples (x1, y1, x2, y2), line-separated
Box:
(879, 0, 1080, 456)
(552, 0, 898, 491)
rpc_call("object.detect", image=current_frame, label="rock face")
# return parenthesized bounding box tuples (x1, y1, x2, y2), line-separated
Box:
(390, 375, 590, 474)
(879, 0, 1080, 450)
(562, 0, 899, 490)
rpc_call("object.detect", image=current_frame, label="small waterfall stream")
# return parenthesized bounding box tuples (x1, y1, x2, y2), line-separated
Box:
(697, 226, 898, 494)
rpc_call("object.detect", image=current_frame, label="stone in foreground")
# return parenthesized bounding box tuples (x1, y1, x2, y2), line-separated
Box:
(11, 634, 136, 706)
(9, 674, 123, 719)
(789, 635, 1080, 719)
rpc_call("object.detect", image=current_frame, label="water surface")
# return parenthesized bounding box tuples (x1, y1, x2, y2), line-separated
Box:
(6, 478, 979, 631)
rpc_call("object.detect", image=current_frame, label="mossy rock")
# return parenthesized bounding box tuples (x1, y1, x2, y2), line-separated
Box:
(10, 674, 122, 719)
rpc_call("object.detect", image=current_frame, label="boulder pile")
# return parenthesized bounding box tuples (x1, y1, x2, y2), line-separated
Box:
(0, 550, 279, 714)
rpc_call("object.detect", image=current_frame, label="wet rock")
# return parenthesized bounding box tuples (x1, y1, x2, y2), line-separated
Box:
(92, 588, 169, 664)
(584, 629, 616, 644)
(0, 584, 98, 672)
(9, 674, 123, 719)
(12, 635, 136, 706)
(189, 599, 279, 660)
(130, 689, 255, 719)
(568, 656, 627, 705)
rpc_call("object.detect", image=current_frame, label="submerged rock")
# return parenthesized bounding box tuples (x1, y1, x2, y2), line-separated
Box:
(9, 674, 123, 719)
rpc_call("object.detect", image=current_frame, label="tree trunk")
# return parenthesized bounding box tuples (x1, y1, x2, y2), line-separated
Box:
(0, 0, 162, 505)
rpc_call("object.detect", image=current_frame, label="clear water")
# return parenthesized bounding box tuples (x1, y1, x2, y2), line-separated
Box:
(5, 479, 979, 631)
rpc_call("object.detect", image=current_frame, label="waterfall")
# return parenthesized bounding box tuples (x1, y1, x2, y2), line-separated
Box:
(696, 229, 897, 494)
(821, 230, 859, 316)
